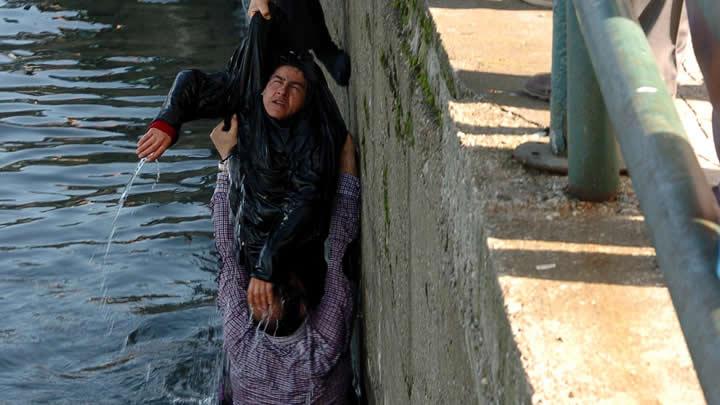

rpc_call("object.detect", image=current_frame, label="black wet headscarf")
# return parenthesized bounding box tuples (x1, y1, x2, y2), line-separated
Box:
(224, 13, 347, 302)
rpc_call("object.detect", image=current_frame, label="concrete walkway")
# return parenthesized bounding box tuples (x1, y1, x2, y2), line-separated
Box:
(428, 0, 707, 403)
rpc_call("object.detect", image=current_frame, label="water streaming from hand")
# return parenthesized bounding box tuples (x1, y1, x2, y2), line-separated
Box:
(98, 157, 146, 329)
(103, 157, 147, 264)
(153, 159, 161, 190)
(99, 157, 154, 318)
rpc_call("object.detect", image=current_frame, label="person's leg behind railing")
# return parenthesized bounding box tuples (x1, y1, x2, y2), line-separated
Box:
(685, 0, 720, 202)
(629, 0, 688, 96)
(525, 0, 687, 101)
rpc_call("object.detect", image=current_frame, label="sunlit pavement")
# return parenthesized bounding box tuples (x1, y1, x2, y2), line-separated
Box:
(428, 0, 706, 402)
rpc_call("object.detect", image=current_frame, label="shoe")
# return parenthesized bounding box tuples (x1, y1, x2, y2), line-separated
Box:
(523, 73, 551, 101)
(520, 0, 553, 8)
(318, 49, 351, 87)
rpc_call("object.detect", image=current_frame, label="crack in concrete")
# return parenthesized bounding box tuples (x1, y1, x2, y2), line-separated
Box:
(679, 59, 711, 141)
(679, 94, 711, 140)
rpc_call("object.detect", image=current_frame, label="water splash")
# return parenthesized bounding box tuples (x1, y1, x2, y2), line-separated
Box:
(106, 318, 116, 336)
(146, 362, 152, 383)
(103, 157, 147, 264)
(152, 159, 161, 190)
(98, 158, 153, 325)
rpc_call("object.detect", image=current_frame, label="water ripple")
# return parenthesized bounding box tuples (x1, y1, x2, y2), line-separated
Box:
(0, 0, 246, 402)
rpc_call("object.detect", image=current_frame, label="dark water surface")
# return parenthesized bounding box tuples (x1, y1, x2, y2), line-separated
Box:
(0, 1, 247, 402)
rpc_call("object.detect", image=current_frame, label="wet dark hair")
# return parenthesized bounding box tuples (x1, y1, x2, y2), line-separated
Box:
(271, 274, 306, 335)
(268, 50, 318, 113)
(258, 237, 326, 336)
(272, 50, 343, 198)
(274, 239, 326, 307)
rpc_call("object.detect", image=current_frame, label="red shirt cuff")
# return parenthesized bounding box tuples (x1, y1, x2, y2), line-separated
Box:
(149, 119, 178, 145)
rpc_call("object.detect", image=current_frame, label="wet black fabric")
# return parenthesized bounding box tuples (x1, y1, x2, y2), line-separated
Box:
(229, 90, 344, 284)
(272, 0, 350, 85)
(155, 9, 347, 284)
(154, 1, 346, 132)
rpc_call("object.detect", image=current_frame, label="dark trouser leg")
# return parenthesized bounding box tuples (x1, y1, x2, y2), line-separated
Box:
(528, 0, 687, 100)
(307, 0, 351, 85)
(686, 0, 720, 162)
(715, 111, 720, 163)
(527, 1, 687, 101)
(307, 0, 339, 58)
(627, 0, 687, 96)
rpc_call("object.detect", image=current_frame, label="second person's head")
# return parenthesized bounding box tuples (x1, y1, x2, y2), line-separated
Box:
(262, 64, 307, 121)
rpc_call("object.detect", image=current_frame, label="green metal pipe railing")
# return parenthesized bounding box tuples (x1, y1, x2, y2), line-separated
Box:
(549, 0, 567, 155)
(565, 0, 619, 201)
(562, 0, 720, 401)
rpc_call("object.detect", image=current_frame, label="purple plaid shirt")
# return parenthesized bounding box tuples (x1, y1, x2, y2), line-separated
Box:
(210, 172, 361, 404)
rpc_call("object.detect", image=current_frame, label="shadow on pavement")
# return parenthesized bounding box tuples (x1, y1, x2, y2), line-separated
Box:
(429, 0, 546, 11)
(457, 70, 549, 111)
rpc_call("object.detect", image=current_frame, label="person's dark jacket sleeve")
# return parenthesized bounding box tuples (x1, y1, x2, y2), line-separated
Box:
(149, 69, 231, 145)
(148, 12, 272, 144)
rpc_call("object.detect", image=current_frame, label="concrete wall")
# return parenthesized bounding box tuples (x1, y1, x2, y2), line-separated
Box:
(320, 0, 532, 403)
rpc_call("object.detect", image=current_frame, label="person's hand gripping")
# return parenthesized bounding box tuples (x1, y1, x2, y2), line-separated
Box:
(248, 0, 271, 19)
(248, 277, 275, 319)
(210, 114, 238, 161)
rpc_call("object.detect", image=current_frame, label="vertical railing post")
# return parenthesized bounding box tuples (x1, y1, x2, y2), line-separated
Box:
(566, 0, 619, 201)
(550, 0, 567, 155)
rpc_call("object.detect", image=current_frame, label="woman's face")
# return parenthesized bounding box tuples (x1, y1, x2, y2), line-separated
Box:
(262, 65, 307, 120)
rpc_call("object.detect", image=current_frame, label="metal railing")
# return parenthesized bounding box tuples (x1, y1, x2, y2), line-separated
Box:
(550, 0, 720, 402)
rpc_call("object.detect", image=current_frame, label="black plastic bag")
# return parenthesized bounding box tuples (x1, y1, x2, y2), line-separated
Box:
(225, 10, 347, 292)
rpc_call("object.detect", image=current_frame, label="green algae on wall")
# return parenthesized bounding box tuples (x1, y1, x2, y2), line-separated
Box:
(380, 45, 416, 148)
(382, 164, 390, 228)
(390, 0, 453, 126)
(381, 164, 392, 262)
(319, 0, 536, 402)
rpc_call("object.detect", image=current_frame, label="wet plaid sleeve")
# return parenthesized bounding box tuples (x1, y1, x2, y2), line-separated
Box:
(210, 172, 252, 339)
(327, 173, 362, 261)
(308, 173, 361, 376)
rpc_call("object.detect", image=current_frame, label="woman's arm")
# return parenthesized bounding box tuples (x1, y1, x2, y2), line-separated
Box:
(326, 134, 359, 264)
(137, 68, 232, 162)
(156, 70, 231, 135)
(138, 11, 273, 162)
(307, 134, 361, 376)
(211, 171, 253, 358)
(306, 172, 360, 377)
(211, 172, 250, 309)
